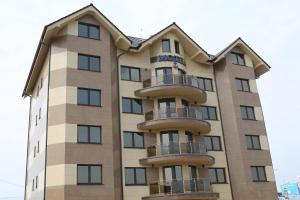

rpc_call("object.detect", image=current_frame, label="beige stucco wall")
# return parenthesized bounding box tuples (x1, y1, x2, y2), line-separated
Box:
(46, 164, 77, 187)
(255, 107, 264, 121)
(260, 135, 269, 150)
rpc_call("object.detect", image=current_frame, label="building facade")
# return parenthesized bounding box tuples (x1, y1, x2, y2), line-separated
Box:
(23, 4, 277, 200)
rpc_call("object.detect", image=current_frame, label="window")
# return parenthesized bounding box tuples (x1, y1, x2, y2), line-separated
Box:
(230, 52, 245, 66)
(125, 167, 146, 185)
(251, 166, 267, 182)
(162, 39, 170, 52)
(123, 132, 144, 148)
(205, 136, 222, 151)
(34, 146, 36, 158)
(38, 108, 41, 119)
(246, 135, 261, 150)
(35, 176, 38, 189)
(78, 125, 102, 144)
(122, 97, 142, 114)
(37, 86, 39, 97)
(78, 54, 101, 72)
(201, 106, 217, 120)
(174, 41, 180, 54)
(35, 115, 37, 126)
(77, 88, 101, 106)
(77, 165, 102, 184)
(40, 78, 43, 89)
(198, 77, 213, 91)
(121, 66, 140, 81)
(236, 78, 250, 92)
(37, 141, 40, 153)
(78, 23, 100, 40)
(32, 179, 34, 191)
(209, 168, 226, 184)
(240, 106, 255, 120)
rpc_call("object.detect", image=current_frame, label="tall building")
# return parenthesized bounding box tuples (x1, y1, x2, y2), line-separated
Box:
(23, 4, 277, 200)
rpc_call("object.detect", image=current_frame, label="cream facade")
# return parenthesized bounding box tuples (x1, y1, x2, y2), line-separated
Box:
(23, 4, 277, 200)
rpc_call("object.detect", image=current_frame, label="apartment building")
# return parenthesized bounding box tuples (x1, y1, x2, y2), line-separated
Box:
(23, 4, 277, 200)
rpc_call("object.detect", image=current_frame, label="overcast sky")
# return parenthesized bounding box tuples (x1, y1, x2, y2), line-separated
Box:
(0, 0, 299, 199)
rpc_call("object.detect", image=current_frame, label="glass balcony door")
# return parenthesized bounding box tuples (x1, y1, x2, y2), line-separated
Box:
(156, 67, 172, 85)
(160, 131, 179, 155)
(189, 166, 198, 192)
(158, 98, 176, 118)
(163, 166, 183, 194)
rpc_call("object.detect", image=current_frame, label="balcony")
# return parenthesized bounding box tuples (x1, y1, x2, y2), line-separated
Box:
(142, 179, 219, 200)
(140, 143, 215, 166)
(135, 74, 206, 103)
(137, 107, 211, 133)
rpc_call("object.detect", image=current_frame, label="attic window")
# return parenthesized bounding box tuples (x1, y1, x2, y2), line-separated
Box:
(162, 39, 170, 52)
(230, 52, 245, 66)
(78, 22, 100, 40)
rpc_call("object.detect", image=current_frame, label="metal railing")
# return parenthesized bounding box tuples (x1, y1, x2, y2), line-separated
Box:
(147, 142, 207, 157)
(145, 106, 203, 121)
(143, 74, 203, 89)
(149, 179, 212, 195)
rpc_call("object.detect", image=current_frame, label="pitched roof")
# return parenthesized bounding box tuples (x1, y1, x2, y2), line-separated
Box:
(128, 36, 146, 48)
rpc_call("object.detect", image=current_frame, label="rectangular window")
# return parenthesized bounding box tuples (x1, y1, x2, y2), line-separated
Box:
(197, 77, 213, 91)
(122, 97, 142, 114)
(32, 179, 34, 191)
(77, 88, 101, 106)
(40, 78, 43, 89)
(230, 52, 246, 66)
(38, 108, 41, 119)
(125, 167, 146, 185)
(78, 54, 101, 72)
(236, 78, 250, 92)
(121, 66, 141, 81)
(123, 132, 144, 148)
(77, 165, 102, 184)
(201, 106, 217, 120)
(35, 176, 38, 189)
(35, 115, 37, 126)
(37, 141, 40, 153)
(162, 39, 170, 52)
(251, 166, 267, 182)
(205, 136, 222, 151)
(174, 40, 180, 54)
(209, 168, 226, 184)
(34, 146, 36, 158)
(78, 22, 100, 40)
(37, 86, 39, 97)
(77, 125, 102, 144)
(240, 106, 255, 120)
(246, 135, 261, 150)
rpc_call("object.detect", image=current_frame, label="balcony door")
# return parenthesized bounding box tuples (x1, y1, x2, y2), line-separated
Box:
(189, 166, 198, 192)
(163, 166, 183, 193)
(178, 68, 187, 84)
(158, 98, 176, 118)
(185, 131, 194, 153)
(156, 67, 172, 84)
(160, 131, 179, 155)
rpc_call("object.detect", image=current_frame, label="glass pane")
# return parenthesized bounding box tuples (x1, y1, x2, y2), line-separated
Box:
(161, 133, 170, 144)
(204, 137, 212, 150)
(121, 67, 130, 80)
(171, 132, 179, 143)
(136, 168, 146, 184)
(164, 167, 172, 181)
(217, 169, 225, 183)
(78, 89, 89, 105)
(125, 168, 135, 185)
(229, 53, 238, 64)
(90, 57, 100, 72)
(212, 137, 221, 150)
(189, 166, 197, 179)
(132, 99, 142, 114)
(236, 79, 243, 91)
(204, 79, 213, 91)
(89, 26, 100, 39)
(246, 136, 252, 149)
(124, 132, 133, 148)
(122, 98, 131, 113)
(201, 107, 208, 120)
(251, 167, 258, 181)
(90, 166, 101, 184)
(198, 78, 205, 90)
(162, 40, 170, 52)
(257, 167, 266, 181)
(247, 107, 255, 120)
(240, 107, 248, 119)
(185, 132, 193, 142)
(90, 90, 101, 106)
(252, 136, 260, 149)
(134, 133, 144, 148)
(174, 166, 182, 180)
(77, 126, 89, 143)
(78, 55, 89, 70)
(78, 24, 88, 37)
(77, 166, 89, 184)
(209, 169, 217, 183)
(237, 54, 245, 65)
(242, 80, 250, 92)
(208, 107, 217, 120)
(175, 41, 180, 54)
(130, 68, 140, 81)
(90, 127, 101, 143)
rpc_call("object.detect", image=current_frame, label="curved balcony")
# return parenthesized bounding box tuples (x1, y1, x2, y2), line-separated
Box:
(140, 143, 215, 166)
(142, 179, 219, 200)
(137, 107, 211, 133)
(135, 74, 206, 103)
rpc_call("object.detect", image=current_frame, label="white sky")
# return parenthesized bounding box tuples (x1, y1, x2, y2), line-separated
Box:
(0, 0, 299, 199)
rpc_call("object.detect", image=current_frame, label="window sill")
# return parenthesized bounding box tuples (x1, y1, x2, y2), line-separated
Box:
(125, 184, 147, 186)
(121, 79, 142, 82)
(232, 63, 249, 67)
(124, 147, 145, 149)
(77, 104, 102, 108)
(78, 68, 102, 73)
(78, 35, 101, 41)
(211, 182, 227, 184)
(247, 148, 262, 151)
(242, 119, 257, 121)
(77, 183, 103, 185)
(122, 112, 144, 115)
(77, 142, 102, 145)
(253, 180, 268, 183)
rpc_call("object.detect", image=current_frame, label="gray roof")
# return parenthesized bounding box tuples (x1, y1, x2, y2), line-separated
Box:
(128, 36, 146, 48)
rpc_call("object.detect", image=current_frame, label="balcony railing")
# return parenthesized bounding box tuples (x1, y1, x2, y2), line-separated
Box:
(143, 74, 202, 89)
(145, 106, 203, 121)
(149, 179, 212, 195)
(147, 142, 207, 157)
